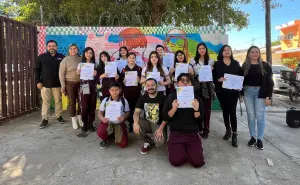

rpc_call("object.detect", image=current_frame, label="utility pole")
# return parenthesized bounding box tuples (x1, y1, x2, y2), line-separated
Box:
(265, 0, 272, 64)
(40, 5, 44, 26)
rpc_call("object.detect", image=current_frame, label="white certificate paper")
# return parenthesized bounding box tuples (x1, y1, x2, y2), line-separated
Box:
(117, 59, 127, 71)
(105, 101, 121, 123)
(198, 65, 213, 82)
(146, 72, 160, 82)
(125, 71, 138, 86)
(176, 86, 194, 108)
(163, 53, 174, 68)
(175, 63, 189, 81)
(222, 73, 244, 90)
(136, 56, 144, 68)
(80, 63, 95, 80)
(105, 62, 117, 77)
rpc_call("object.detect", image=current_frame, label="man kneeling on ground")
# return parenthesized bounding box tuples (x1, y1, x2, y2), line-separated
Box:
(163, 73, 205, 168)
(133, 78, 167, 154)
(97, 82, 130, 149)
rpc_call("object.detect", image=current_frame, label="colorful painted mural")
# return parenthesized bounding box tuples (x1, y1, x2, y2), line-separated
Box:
(38, 26, 227, 110)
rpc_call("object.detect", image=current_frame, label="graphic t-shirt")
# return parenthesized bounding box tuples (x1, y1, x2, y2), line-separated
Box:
(135, 92, 166, 124)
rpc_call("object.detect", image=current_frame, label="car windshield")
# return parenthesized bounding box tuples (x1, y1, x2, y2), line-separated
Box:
(272, 65, 292, 74)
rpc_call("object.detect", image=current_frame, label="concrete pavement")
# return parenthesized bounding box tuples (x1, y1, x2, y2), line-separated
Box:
(0, 110, 300, 185)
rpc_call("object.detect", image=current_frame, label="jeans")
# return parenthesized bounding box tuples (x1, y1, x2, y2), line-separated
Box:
(244, 86, 266, 140)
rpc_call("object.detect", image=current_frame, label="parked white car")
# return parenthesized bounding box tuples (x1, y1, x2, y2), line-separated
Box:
(272, 65, 292, 92)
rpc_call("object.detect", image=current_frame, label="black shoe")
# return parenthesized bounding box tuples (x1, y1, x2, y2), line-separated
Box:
(39, 119, 48, 129)
(248, 137, 256, 147)
(81, 127, 88, 133)
(89, 127, 96, 132)
(232, 133, 238, 147)
(202, 131, 209, 139)
(100, 141, 108, 149)
(223, 130, 231, 140)
(57, 116, 65, 124)
(256, 139, 264, 150)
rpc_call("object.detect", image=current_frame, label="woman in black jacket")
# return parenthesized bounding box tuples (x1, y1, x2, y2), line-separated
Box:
(241, 46, 274, 150)
(213, 45, 242, 147)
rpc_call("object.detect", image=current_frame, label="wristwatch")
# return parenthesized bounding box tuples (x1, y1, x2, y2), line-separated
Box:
(267, 97, 272, 100)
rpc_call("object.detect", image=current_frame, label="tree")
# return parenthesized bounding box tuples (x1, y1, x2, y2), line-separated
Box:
(271, 39, 280, 46)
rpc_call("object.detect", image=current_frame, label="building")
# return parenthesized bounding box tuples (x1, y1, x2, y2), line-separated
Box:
(275, 20, 300, 68)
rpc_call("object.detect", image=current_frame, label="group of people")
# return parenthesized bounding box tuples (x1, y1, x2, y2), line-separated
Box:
(35, 40, 274, 168)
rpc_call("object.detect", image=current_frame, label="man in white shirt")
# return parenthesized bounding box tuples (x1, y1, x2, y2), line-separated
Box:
(97, 82, 130, 149)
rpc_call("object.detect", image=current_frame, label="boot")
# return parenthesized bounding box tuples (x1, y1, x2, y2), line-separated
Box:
(77, 115, 83, 127)
(223, 129, 231, 140)
(232, 133, 238, 147)
(71, 117, 79, 130)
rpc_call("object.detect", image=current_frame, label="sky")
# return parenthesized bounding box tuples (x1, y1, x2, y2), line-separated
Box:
(228, 0, 300, 50)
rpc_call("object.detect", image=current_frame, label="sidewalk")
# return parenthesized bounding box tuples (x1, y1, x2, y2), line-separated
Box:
(0, 111, 300, 185)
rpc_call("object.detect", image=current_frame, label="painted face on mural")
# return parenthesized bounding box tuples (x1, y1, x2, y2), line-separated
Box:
(85, 50, 93, 61)
(69, 46, 78, 56)
(176, 53, 185, 62)
(198, 45, 207, 56)
(128, 55, 136, 65)
(120, 48, 127, 57)
(47, 42, 57, 54)
(101, 54, 108, 62)
(223, 46, 232, 58)
(150, 54, 159, 65)
(249, 48, 260, 61)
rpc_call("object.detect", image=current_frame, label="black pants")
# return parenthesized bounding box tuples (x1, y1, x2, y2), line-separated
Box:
(216, 90, 239, 133)
(80, 81, 97, 129)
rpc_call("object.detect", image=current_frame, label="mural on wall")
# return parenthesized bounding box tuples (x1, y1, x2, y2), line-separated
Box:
(38, 26, 228, 63)
(38, 26, 227, 110)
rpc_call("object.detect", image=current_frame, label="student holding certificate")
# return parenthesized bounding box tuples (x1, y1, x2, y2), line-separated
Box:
(77, 47, 98, 133)
(213, 45, 243, 147)
(116, 46, 129, 71)
(169, 50, 194, 92)
(241, 46, 274, 150)
(163, 73, 205, 168)
(121, 52, 143, 132)
(140, 51, 171, 94)
(96, 51, 121, 101)
(97, 83, 130, 149)
(190, 43, 216, 139)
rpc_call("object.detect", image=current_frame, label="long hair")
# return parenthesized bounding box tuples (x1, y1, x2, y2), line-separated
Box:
(174, 50, 187, 68)
(194, 42, 209, 65)
(217, 44, 234, 62)
(82, 47, 96, 63)
(243, 46, 266, 76)
(118, 46, 129, 59)
(98, 51, 111, 72)
(67, 43, 80, 56)
(146, 51, 165, 76)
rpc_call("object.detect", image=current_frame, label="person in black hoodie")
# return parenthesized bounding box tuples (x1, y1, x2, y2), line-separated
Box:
(213, 44, 243, 147)
(163, 73, 205, 168)
(241, 46, 274, 150)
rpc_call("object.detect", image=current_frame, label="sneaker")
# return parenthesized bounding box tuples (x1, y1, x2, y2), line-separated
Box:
(71, 117, 79, 130)
(248, 137, 256, 147)
(57, 116, 65, 124)
(256, 139, 264, 150)
(202, 131, 209, 139)
(141, 143, 151, 155)
(223, 130, 231, 140)
(77, 115, 83, 127)
(39, 119, 48, 129)
(232, 133, 238, 147)
(100, 141, 108, 149)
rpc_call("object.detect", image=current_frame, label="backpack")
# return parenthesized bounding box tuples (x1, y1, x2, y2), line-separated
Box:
(103, 96, 126, 116)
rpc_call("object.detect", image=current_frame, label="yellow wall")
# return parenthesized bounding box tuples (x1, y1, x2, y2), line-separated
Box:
(280, 20, 300, 50)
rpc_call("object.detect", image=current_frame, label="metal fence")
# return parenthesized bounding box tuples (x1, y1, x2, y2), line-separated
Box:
(0, 16, 39, 121)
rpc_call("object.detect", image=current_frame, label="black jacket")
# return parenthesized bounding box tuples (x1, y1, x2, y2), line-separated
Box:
(242, 61, 274, 98)
(35, 52, 65, 88)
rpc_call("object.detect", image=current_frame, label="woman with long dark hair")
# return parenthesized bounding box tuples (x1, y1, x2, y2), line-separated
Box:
(97, 51, 120, 101)
(242, 46, 274, 150)
(59, 44, 83, 130)
(140, 51, 171, 94)
(190, 43, 216, 139)
(77, 47, 98, 133)
(213, 45, 242, 147)
(116, 46, 129, 71)
(121, 52, 143, 132)
(168, 50, 194, 92)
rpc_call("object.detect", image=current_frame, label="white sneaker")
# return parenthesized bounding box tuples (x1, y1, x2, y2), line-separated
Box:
(71, 117, 79, 130)
(77, 115, 83, 127)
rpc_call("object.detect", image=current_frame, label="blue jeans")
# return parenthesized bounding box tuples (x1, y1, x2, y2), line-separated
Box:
(244, 86, 266, 140)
